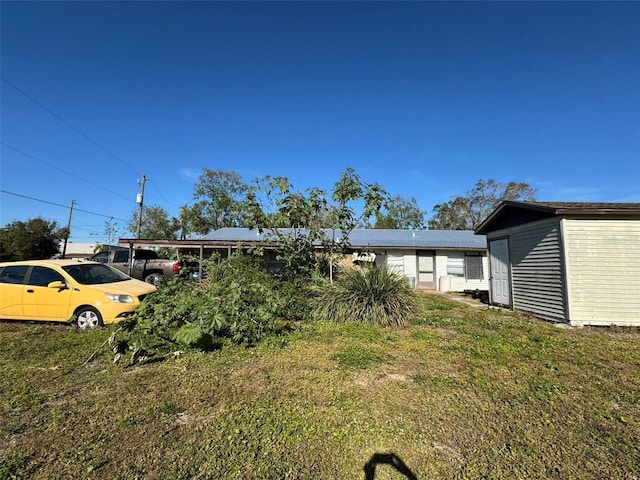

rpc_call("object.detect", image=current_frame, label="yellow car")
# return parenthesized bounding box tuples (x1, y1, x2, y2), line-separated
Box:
(0, 259, 157, 329)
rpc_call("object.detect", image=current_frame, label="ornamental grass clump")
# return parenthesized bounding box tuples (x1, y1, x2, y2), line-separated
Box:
(313, 265, 421, 327)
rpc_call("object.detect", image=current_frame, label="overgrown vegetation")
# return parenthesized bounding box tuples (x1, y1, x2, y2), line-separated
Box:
(112, 258, 419, 364)
(1, 294, 638, 479)
(111, 253, 309, 363)
(313, 265, 421, 326)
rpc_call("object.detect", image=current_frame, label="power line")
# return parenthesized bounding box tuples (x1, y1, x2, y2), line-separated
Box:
(2, 142, 132, 202)
(0, 189, 127, 222)
(2, 77, 186, 215)
(72, 225, 117, 232)
(1, 76, 140, 175)
(148, 177, 172, 205)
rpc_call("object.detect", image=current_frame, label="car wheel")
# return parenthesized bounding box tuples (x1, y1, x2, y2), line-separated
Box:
(144, 273, 162, 285)
(76, 307, 103, 329)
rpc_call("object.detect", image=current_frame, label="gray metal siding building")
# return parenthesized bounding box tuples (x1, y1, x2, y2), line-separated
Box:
(476, 201, 640, 326)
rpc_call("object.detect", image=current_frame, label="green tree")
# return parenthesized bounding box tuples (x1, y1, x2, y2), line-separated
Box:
(429, 179, 537, 230)
(241, 168, 387, 279)
(127, 205, 179, 239)
(0, 218, 68, 261)
(189, 169, 249, 235)
(240, 176, 330, 278)
(373, 195, 427, 229)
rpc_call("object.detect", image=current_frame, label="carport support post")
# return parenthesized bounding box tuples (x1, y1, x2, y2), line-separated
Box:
(128, 242, 134, 277)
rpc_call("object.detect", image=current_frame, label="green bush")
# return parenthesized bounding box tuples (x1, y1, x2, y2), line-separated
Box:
(312, 265, 420, 327)
(112, 253, 310, 363)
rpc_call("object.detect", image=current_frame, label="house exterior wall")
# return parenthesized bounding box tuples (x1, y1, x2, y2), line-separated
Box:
(405, 252, 418, 285)
(562, 218, 640, 326)
(373, 249, 489, 292)
(385, 250, 410, 275)
(435, 254, 447, 289)
(487, 217, 567, 322)
(58, 243, 98, 259)
(434, 251, 489, 292)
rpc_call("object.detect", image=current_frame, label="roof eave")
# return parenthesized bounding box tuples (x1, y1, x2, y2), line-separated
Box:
(475, 201, 640, 234)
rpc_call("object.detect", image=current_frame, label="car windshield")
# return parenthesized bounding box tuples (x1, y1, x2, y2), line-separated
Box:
(62, 263, 131, 285)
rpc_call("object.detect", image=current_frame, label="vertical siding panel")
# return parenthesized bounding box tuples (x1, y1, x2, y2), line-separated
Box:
(564, 219, 640, 326)
(510, 218, 566, 322)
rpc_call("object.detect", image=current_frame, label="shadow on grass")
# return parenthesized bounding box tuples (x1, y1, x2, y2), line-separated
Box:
(363, 452, 418, 479)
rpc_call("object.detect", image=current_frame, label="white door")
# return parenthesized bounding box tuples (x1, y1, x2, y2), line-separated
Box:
(489, 239, 510, 305)
(417, 251, 436, 289)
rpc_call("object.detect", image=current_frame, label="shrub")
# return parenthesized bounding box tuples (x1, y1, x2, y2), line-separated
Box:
(312, 265, 421, 327)
(112, 253, 311, 363)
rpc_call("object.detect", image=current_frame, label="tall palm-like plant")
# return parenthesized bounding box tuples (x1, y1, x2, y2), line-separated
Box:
(313, 265, 420, 327)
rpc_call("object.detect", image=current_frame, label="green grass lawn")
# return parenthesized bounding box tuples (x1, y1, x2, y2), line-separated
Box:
(1, 293, 639, 479)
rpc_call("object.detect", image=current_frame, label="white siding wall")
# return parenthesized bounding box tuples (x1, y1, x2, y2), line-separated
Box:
(385, 250, 415, 276)
(563, 219, 640, 326)
(386, 251, 406, 275)
(383, 250, 489, 291)
(404, 252, 417, 283)
(453, 255, 489, 291)
(434, 251, 489, 292)
(435, 254, 447, 289)
(376, 250, 489, 292)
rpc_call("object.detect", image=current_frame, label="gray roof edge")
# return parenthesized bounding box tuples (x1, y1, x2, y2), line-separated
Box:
(203, 228, 486, 249)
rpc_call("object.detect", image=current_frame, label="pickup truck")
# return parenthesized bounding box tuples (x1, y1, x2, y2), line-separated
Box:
(89, 248, 181, 284)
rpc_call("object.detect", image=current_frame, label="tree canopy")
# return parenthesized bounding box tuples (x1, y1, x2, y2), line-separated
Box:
(428, 179, 537, 230)
(373, 195, 427, 229)
(0, 218, 68, 261)
(3, 172, 540, 259)
(188, 169, 249, 235)
(127, 205, 179, 240)
(241, 168, 387, 279)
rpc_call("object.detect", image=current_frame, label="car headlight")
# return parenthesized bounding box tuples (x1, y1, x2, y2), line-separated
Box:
(104, 293, 134, 303)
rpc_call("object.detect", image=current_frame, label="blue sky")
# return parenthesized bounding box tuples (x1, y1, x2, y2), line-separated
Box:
(1, 1, 639, 243)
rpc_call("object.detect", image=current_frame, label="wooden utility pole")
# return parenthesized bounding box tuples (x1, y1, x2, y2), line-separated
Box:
(61, 200, 75, 259)
(136, 174, 147, 239)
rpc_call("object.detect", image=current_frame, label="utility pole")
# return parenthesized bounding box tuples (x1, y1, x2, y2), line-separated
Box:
(136, 174, 147, 239)
(61, 200, 76, 259)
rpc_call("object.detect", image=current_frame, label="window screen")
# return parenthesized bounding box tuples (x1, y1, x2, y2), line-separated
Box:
(464, 254, 483, 280)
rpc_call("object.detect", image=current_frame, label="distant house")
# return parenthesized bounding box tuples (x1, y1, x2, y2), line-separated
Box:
(475, 201, 640, 327)
(202, 228, 489, 292)
(58, 242, 97, 259)
(117, 228, 489, 292)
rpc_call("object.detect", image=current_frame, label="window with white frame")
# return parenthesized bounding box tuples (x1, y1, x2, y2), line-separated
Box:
(447, 252, 484, 280)
(447, 253, 464, 277)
